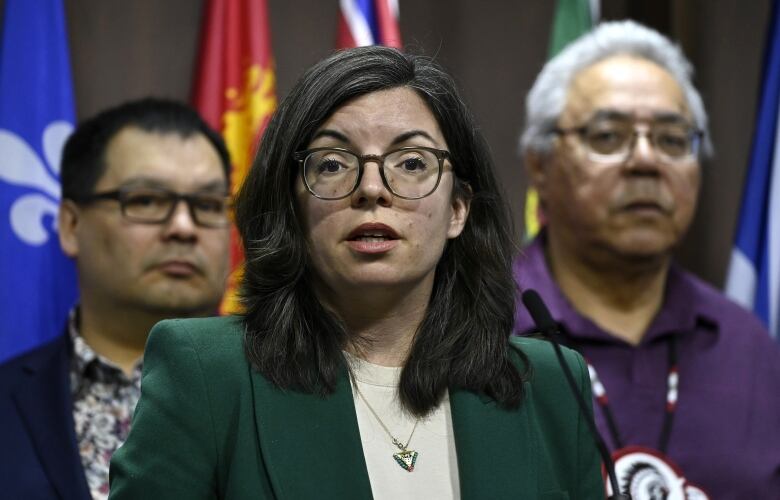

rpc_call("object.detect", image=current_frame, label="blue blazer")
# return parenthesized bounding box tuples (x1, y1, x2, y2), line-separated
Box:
(0, 334, 91, 500)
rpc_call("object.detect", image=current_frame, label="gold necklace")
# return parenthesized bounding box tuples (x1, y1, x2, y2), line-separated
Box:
(354, 383, 420, 472)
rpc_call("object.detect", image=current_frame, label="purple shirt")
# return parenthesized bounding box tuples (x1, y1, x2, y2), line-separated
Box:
(513, 236, 780, 499)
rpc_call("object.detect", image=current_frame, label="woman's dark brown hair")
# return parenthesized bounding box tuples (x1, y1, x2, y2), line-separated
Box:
(234, 46, 527, 416)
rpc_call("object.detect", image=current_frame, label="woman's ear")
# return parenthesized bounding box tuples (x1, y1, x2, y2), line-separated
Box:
(447, 182, 471, 239)
(58, 200, 80, 258)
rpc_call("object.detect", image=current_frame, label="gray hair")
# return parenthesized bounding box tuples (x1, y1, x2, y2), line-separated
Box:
(520, 20, 712, 157)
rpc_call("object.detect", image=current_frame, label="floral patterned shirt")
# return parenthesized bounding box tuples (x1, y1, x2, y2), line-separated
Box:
(68, 309, 143, 500)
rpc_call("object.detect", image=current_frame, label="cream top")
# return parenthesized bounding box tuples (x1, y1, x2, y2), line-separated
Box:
(346, 352, 461, 500)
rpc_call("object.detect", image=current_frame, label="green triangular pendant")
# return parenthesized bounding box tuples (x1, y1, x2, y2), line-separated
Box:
(393, 450, 418, 472)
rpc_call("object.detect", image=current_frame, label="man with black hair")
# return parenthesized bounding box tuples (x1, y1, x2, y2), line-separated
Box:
(0, 98, 231, 499)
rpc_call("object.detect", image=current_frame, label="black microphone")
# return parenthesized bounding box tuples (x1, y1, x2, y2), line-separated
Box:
(521, 289, 630, 500)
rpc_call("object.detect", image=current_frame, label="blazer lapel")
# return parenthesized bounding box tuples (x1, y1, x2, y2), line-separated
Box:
(450, 387, 539, 500)
(13, 337, 90, 499)
(251, 366, 373, 499)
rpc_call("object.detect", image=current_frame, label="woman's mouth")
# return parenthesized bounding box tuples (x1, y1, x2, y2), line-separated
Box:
(346, 223, 400, 254)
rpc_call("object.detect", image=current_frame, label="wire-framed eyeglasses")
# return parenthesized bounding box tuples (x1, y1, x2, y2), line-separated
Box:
(293, 146, 451, 200)
(68, 186, 231, 228)
(554, 113, 703, 164)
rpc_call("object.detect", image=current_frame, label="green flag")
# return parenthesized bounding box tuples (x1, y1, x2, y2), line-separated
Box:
(549, 0, 594, 57)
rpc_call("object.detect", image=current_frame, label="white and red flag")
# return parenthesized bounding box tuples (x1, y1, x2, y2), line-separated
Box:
(337, 0, 402, 48)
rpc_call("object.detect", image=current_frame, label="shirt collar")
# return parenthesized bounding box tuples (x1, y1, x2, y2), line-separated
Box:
(68, 307, 143, 384)
(514, 232, 719, 345)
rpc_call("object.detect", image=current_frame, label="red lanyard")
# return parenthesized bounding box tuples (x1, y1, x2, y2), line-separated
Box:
(585, 336, 679, 453)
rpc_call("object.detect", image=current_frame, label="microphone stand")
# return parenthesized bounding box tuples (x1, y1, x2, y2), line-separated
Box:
(522, 290, 631, 500)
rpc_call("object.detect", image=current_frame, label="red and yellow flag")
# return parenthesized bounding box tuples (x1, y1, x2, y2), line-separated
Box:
(192, 0, 277, 314)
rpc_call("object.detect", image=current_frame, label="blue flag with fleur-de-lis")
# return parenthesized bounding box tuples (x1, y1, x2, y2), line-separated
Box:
(0, 0, 78, 362)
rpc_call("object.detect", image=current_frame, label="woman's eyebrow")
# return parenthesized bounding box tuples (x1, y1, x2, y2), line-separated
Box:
(310, 129, 350, 144)
(309, 129, 438, 148)
(389, 130, 436, 146)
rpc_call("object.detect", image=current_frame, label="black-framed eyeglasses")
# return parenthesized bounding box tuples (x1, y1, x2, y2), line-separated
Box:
(293, 146, 451, 200)
(68, 187, 231, 228)
(554, 115, 703, 164)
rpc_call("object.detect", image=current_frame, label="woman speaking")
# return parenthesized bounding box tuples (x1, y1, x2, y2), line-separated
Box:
(109, 46, 602, 499)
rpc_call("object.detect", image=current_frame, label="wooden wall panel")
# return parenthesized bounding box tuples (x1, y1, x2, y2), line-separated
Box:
(674, 0, 772, 285)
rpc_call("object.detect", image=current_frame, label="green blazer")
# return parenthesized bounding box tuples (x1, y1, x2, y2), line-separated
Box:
(109, 316, 603, 499)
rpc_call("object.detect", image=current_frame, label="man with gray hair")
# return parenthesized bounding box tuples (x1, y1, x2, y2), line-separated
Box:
(514, 20, 780, 498)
